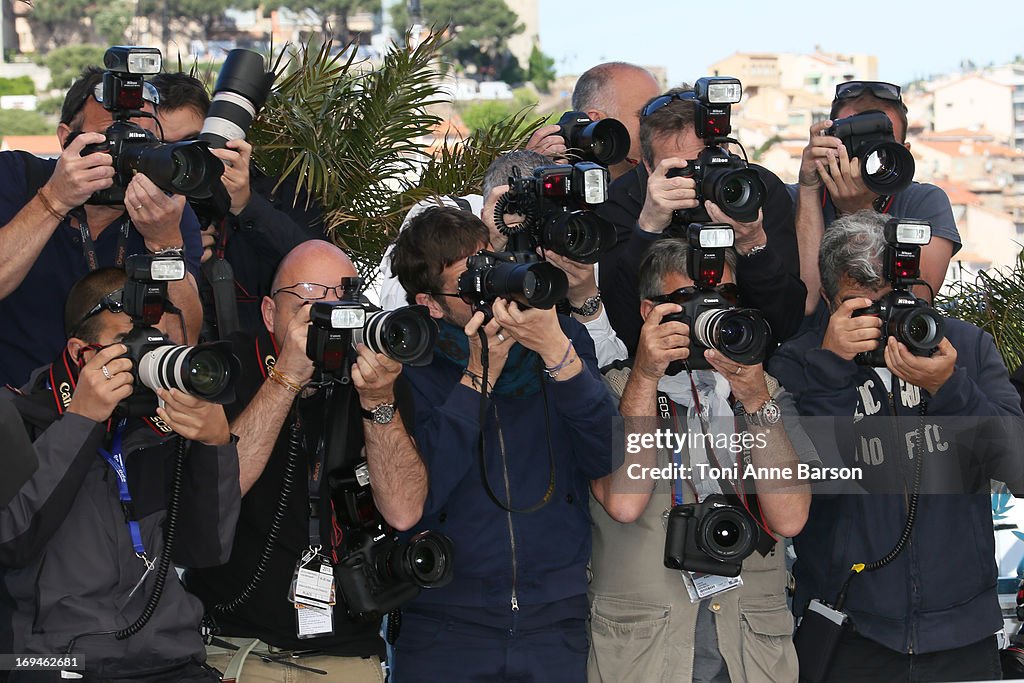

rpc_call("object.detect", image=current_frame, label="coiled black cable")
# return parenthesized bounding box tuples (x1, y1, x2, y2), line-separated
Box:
(214, 414, 301, 613)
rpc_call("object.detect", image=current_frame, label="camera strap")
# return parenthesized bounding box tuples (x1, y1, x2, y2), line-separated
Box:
(72, 209, 130, 272)
(96, 418, 154, 572)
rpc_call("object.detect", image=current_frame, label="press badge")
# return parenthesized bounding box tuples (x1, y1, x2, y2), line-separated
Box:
(289, 551, 336, 638)
(296, 600, 334, 639)
(681, 570, 742, 603)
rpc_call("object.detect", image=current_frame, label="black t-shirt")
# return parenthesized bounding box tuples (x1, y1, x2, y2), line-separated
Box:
(184, 330, 384, 656)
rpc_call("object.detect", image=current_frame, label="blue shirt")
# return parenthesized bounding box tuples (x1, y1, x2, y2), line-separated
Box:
(0, 151, 202, 387)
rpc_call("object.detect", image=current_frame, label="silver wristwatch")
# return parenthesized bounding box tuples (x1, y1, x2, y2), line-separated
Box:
(569, 293, 602, 317)
(744, 398, 782, 427)
(361, 402, 396, 425)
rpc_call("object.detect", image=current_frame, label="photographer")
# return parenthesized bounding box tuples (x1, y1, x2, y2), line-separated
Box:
(185, 240, 420, 682)
(793, 80, 960, 313)
(0, 267, 238, 681)
(151, 72, 324, 337)
(767, 211, 1023, 682)
(0, 64, 204, 388)
(597, 86, 806, 356)
(589, 238, 813, 683)
(387, 206, 617, 681)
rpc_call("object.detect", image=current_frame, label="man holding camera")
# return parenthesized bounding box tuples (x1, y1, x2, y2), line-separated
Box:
(0, 266, 239, 681)
(0, 64, 204, 389)
(151, 72, 324, 337)
(185, 239, 421, 682)
(386, 206, 617, 681)
(588, 237, 813, 683)
(793, 80, 960, 313)
(597, 84, 806, 356)
(768, 211, 1023, 682)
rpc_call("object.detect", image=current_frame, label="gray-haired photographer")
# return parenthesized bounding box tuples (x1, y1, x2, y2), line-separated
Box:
(0, 256, 240, 682)
(0, 46, 213, 390)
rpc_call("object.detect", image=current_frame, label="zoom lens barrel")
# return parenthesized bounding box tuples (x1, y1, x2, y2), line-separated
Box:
(199, 48, 275, 149)
(692, 307, 769, 366)
(386, 530, 455, 589)
(354, 305, 438, 367)
(889, 305, 945, 354)
(540, 211, 616, 264)
(704, 166, 765, 223)
(137, 341, 238, 403)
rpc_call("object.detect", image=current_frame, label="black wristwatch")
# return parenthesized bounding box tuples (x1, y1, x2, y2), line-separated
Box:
(360, 402, 396, 425)
(570, 292, 602, 317)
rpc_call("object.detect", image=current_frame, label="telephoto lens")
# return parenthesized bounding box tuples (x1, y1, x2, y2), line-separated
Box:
(199, 48, 276, 149)
(385, 530, 455, 588)
(459, 255, 569, 311)
(121, 140, 224, 199)
(539, 210, 616, 264)
(556, 111, 630, 166)
(137, 341, 239, 404)
(692, 307, 770, 366)
(354, 305, 438, 366)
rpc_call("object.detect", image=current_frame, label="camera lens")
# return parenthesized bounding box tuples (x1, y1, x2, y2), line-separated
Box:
(199, 49, 275, 149)
(356, 306, 438, 367)
(387, 530, 454, 588)
(576, 119, 630, 166)
(123, 140, 224, 199)
(705, 166, 765, 223)
(859, 141, 915, 195)
(890, 304, 945, 354)
(693, 307, 769, 366)
(721, 176, 751, 207)
(483, 260, 567, 310)
(137, 341, 238, 403)
(699, 505, 757, 562)
(541, 211, 616, 264)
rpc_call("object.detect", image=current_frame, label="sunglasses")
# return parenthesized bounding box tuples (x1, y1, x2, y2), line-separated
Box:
(834, 81, 902, 104)
(640, 90, 695, 119)
(70, 288, 124, 336)
(61, 81, 161, 124)
(650, 283, 739, 306)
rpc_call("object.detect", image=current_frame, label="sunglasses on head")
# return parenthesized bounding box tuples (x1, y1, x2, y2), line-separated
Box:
(69, 288, 125, 337)
(650, 282, 739, 306)
(61, 81, 161, 124)
(834, 81, 902, 104)
(640, 90, 696, 119)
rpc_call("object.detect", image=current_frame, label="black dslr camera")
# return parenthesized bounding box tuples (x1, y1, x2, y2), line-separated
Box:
(457, 250, 568, 314)
(851, 219, 945, 366)
(667, 77, 766, 225)
(826, 110, 915, 195)
(494, 163, 616, 265)
(306, 278, 438, 382)
(664, 494, 758, 578)
(657, 224, 770, 373)
(118, 254, 238, 416)
(73, 46, 223, 206)
(556, 111, 630, 167)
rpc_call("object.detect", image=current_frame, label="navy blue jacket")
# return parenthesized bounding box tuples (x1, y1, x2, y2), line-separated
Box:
(402, 317, 617, 611)
(768, 308, 1024, 655)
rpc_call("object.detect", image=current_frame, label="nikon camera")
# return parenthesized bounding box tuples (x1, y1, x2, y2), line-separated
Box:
(825, 110, 915, 195)
(664, 494, 758, 578)
(851, 219, 945, 366)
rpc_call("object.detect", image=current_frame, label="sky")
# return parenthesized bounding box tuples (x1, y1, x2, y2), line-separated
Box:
(538, 0, 1023, 87)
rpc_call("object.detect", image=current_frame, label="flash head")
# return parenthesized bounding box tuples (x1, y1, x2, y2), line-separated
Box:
(695, 77, 742, 105)
(689, 223, 734, 249)
(103, 46, 162, 75)
(125, 253, 186, 282)
(310, 301, 366, 330)
(885, 218, 931, 246)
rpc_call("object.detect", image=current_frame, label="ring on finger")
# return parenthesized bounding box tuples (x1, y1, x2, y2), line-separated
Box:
(136, 204, 144, 211)
(101, 364, 112, 381)
(496, 328, 506, 343)
(734, 367, 742, 376)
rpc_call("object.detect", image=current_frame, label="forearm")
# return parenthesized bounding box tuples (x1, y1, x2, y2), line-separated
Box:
(795, 185, 825, 315)
(0, 194, 65, 299)
(364, 413, 426, 531)
(233, 379, 297, 495)
(747, 426, 810, 537)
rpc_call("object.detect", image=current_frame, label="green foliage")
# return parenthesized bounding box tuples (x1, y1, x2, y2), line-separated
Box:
(27, 0, 91, 26)
(40, 45, 106, 90)
(91, 0, 134, 45)
(460, 100, 514, 135)
(526, 45, 556, 93)
(0, 76, 35, 97)
(250, 33, 542, 278)
(36, 95, 65, 116)
(0, 109, 53, 136)
(938, 250, 1024, 371)
(137, 0, 260, 40)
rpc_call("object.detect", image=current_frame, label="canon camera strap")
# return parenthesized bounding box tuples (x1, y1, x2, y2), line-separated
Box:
(70, 208, 130, 272)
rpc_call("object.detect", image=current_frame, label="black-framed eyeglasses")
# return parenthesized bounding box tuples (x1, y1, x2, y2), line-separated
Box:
(271, 282, 355, 301)
(834, 81, 902, 104)
(70, 288, 124, 336)
(640, 90, 695, 119)
(424, 291, 462, 299)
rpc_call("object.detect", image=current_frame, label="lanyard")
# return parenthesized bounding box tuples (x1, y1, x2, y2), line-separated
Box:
(72, 208, 130, 272)
(97, 419, 153, 570)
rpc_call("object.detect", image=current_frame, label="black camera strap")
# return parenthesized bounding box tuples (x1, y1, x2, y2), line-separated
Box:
(71, 208, 130, 272)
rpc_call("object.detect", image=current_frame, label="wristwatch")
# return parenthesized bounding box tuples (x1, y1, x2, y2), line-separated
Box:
(570, 292, 602, 317)
(742, 243, 768, 258)
(360, 402, 396, 425)
(743, 398, 782, 427)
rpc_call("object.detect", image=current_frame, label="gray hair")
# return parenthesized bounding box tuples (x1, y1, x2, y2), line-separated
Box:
(638, 238, 737, 300)
(819, 210, 888, 302)
(482, 150, 551, 199)
(572, 62, 652, 113)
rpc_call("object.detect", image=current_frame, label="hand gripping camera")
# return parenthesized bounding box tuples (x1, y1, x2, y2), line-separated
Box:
(118, 254, 239, 416)
(667, 77, 766, 226)
(556, 111, 631, 167)
(825, 110, 915, 195)
(851, 219, 945, 366)
(493, 163, 617, 265)
(657, 224, 771, 374)
(73, 46, 224, 206)
(664, 493, 758, 578)
(305, 278, 439, 382)
(457, 250, 568, 315)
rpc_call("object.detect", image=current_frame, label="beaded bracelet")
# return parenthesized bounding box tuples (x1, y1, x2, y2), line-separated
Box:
(462, 368, 490, 392)
(544, 340, 576, 377)
(267, 365, 302, 394)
